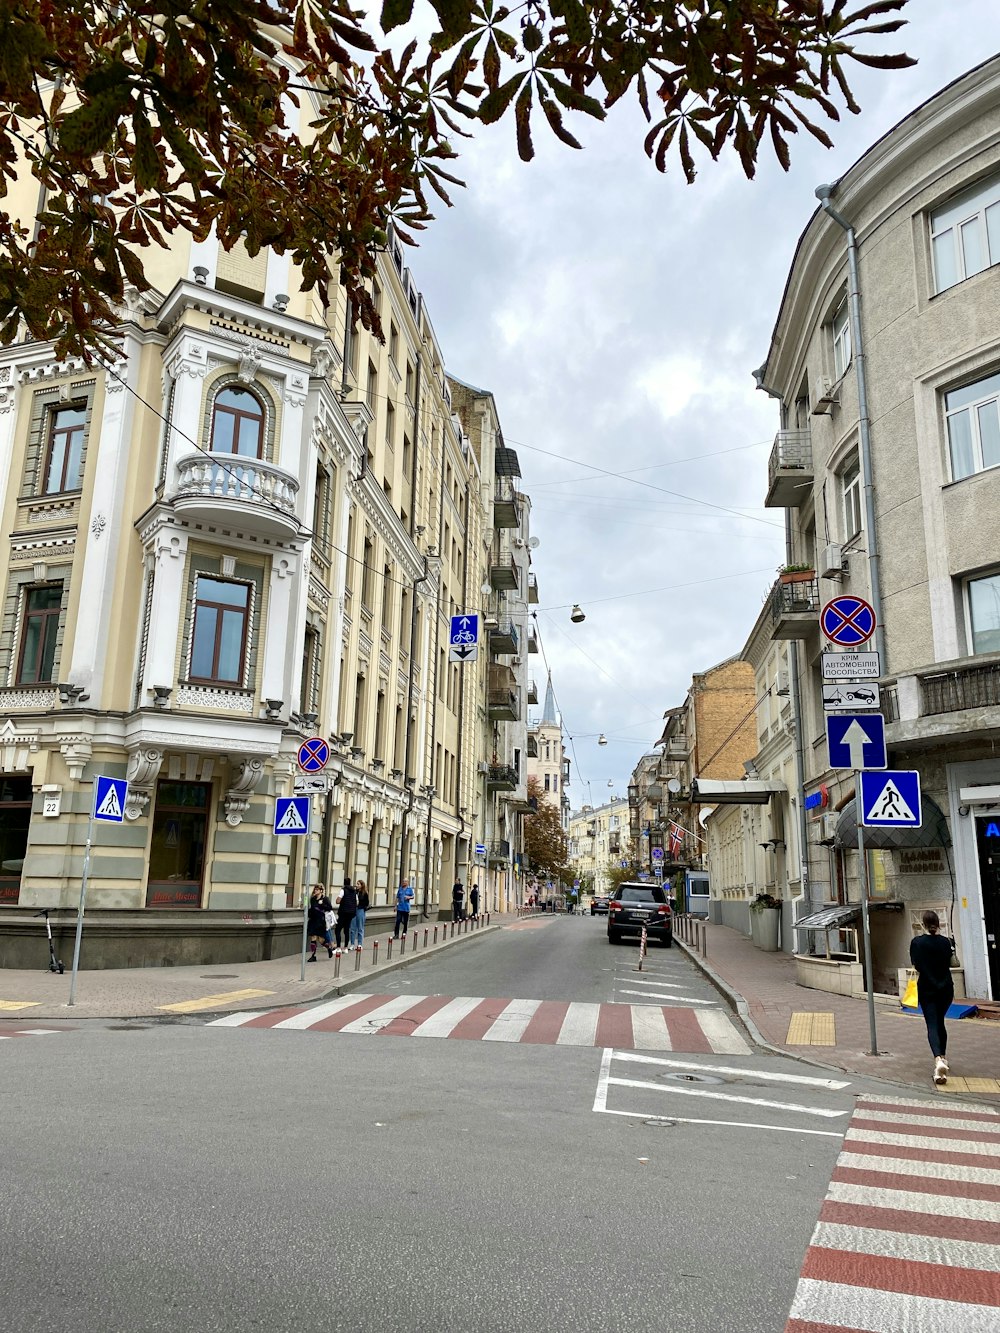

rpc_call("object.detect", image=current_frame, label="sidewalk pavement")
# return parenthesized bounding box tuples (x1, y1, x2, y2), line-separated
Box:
(676, 916, 1000, 1100)
(0, 915, 509, 1022)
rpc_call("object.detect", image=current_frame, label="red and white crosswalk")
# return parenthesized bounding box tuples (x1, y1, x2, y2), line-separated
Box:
(207, 992, 751, 1053)
(785, 1092, 1000, 1331)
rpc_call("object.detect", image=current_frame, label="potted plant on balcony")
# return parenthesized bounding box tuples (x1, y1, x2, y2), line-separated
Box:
(778, 563, 815, 585)
(749, 892, 782, 952)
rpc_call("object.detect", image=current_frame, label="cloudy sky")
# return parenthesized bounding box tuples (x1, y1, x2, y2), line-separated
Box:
(404, 0, 1000, 806)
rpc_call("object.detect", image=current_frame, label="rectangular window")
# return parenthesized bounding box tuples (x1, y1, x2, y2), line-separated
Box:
(362, 537, 375, 609)
(931, 174, 1000, 293)
(190, 577, 249, 684)
(17, 584, 62, 684)
(544, 774, 550, 792)
(842, 460, 863, 538)
(968, 572, 1000, 655)
(385, 400, 395, 449)
(44, 405, 87, 494)
(945, 371, 1000, 481)
(389, 322, 398, 365)
(832, 302, 851, 379)
(366, 361, 378, 409)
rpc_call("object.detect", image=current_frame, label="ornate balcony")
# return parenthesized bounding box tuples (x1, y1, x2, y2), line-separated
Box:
(487, 764, 518, 791)
(173, 453, 301, 539)
(769, 574, 819, 641)
(765, 430, 813, 509)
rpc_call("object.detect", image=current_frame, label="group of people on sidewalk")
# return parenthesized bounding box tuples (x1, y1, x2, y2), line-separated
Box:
(450, 879, 479, 922)
(306, 880, 370, 962)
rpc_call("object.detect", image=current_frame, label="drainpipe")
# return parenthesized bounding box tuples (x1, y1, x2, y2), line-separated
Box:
(814, 183, 887, 669)
(419, 419, 449, 919)
(398, 555, 430, 893)
(753, 367, 811, 913)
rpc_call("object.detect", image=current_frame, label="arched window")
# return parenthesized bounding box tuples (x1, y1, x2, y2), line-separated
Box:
(210, 386, 264, 457)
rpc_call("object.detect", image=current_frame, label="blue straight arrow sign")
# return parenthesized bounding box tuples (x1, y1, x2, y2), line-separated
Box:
(826, 712, 887, 771)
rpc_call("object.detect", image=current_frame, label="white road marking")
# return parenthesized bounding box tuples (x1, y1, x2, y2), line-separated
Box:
(617, 977, 687, 989)
(854, 1108, 1000, 1134)
(840, 1152, 1000, 1186)
(629, 1006, 672, 1050)
(557, 1002, 601, 1046)
(616, 988, 717, 1005)
(272, 994, 375, 1030)
(845, 1125, 998, 1151)
(208, 1011, 268, 1027)
(810, 1220, 1000, 1273)
(612, 1050, 850, 1089)
(482, 997, 542, 1042)
(826, 1180, 1000, 1221)
(607, 1075, 848, 1118)
(593, 1046, 613, 1113)
(789, 1276, 1000, 1333)
(339, 995, 426, 1033)
(16, 1028, 60, 1035)
(410, 995, 483, 1037)
(597, 1107, 843, 1138)
(695, 1010, 751, 1055)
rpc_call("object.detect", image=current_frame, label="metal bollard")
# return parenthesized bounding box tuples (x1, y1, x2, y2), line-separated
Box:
(386, 937, 393, 960)
(423, 928, 429, 948)
(334, 952, 342, 978)
(400, 933, 407, 955)
(354, 946, 362, 972)
(372, 939, 379, 967)
(412, 930, 418, 951)
(433, 925, 438, 944)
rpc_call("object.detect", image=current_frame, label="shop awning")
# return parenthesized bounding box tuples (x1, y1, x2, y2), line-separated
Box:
(691, 778, 785, 805)
(795, 904, 860, 930)
(833, 792, 951, 851)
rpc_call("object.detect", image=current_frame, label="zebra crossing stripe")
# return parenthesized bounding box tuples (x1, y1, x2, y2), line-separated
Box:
(785, 1094, 1000, 1332)
(205, 994, 751, 1054)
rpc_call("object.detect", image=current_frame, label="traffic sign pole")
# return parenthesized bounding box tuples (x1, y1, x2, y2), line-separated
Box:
(854, 770, 880, 1057)
(299, 794, 315, 982)
(67, 804, 95, 1007)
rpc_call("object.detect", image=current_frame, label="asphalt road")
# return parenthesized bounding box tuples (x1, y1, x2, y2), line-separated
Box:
(1, 916, 917, 1333)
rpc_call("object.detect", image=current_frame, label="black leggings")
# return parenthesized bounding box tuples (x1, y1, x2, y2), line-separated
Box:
(919, 986, 952, 1058)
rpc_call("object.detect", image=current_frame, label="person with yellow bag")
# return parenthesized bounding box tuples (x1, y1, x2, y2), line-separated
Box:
(908, 909, 955, 1085)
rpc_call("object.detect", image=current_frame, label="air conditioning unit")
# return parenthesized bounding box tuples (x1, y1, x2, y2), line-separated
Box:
(775, 670, 790, 697)
(477, 761, 490, 774)
(512, 656, 522, 666)
(820, 543, 845, 579)
(513, 537, 526, 549)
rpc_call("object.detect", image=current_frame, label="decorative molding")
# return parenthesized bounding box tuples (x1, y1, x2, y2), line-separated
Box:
(165, 342, 208, 380)
(24, 499, 78, 527)
(9, 537, 76, 564)
(0, 716, 41, 775)
(282, 371, 308, 409)
(58, 734, 92, 782)
(124, 746, 164, 818)
(0, 689, 57, 712)
(19, 358, 87, 384)
(210, 316, 292, 351)
(101, 360, 129, 394)
(176, 683, 256, 713)
(310, 343, 341, 380)
(236, 343, 265, 385)
(308, 571, 332, 609)
(90, 513, 107, 540)
(224, 755, 266, 826)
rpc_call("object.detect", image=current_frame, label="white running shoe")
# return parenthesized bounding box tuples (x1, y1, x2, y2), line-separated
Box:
(934, 1057, 948, 1085)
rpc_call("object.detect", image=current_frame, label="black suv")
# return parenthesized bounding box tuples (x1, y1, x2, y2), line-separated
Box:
(608, 883, 672, 947)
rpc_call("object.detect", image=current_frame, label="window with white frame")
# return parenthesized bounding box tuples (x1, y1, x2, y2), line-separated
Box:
(841, 458, 863, 538)
(945, 371, 1000, 481)
(968, 571, 1000, 655)
(832, 302, 852, 379)
(930, 175, 1000, 294)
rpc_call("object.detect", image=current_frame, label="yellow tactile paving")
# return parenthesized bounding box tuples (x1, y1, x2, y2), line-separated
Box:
(936, 1076, 1000, 1095)
(0, 1000, 41, 1011)
(158, 988, 274, 1014)
(785, 1011, 837, 1046)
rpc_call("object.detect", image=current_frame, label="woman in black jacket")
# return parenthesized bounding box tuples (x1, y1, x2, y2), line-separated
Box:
(336, 879, 358, 951)
(307, 885, 334, 963)
(909, 909, 955, 1085)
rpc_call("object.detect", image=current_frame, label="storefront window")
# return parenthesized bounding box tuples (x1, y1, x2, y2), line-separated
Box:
(146, 781, 210, 908)
(0, 776, 32, 904)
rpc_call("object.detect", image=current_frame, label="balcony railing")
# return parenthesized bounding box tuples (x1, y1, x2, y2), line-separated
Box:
(527, 572, 539, 604)
(769, 575, 819, 641)
(526, 624, 539, 653)
(174, 453, 300, 537)
(765, 429, 813, 509)
(493, 482, 521, 529)
(489, 553, 519, 591)
(665, 737, 687, 760)
(487, 686, 521, 721)
(921, 661, 1000, 714)
(488, 840, 511, 864)
(488, 619, 519, 655)
(527, 678, 538, 704)
(487, 764, 518, 791)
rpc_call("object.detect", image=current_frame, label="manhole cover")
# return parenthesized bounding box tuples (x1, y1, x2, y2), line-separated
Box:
(200, 973, 238, 979)
(658, 1071, 723, 1085)
(642, 1119, 677, 1128)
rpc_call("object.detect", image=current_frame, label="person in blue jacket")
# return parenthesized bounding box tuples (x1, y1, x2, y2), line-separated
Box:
(394, 879, 414, 938)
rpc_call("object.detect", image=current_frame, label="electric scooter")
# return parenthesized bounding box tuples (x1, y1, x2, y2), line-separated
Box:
(35, 908, 65, 974)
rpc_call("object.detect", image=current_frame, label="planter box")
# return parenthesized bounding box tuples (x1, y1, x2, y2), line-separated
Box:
(751, 906, 781, 952)
(795, 954, 865, 996)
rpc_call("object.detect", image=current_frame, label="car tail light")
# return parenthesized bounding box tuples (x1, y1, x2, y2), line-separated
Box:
(657, 905, 671, 916)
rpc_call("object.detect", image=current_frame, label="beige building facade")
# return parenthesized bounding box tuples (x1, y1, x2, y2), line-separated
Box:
(567, 798, 631, 897)
(757, 55, 1000, 999)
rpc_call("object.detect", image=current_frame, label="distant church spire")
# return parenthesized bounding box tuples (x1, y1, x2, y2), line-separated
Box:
(541, 671, 558, 726)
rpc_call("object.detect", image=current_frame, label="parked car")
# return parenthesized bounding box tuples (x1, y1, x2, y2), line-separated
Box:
(608, 883, 672, 947)
(590, 896, 610, 916)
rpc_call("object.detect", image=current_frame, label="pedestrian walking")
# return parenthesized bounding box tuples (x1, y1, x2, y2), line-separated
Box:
(307, 884, 334, 962)
(469, 884, 479, 919)
(394, 879, 414, 938)
(451, 879, 464, 922)
(350, 880, 369, 948)
(909, 909, 955, 1085)
(336, 878, 358, 951)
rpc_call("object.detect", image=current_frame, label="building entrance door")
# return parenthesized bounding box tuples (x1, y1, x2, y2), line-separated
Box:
(0, 776, 32, 904)
(146, 781, 210, 908)
(975, 816, 1000, 998)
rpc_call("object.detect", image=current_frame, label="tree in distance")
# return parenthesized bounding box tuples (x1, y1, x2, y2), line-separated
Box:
(0, 1, 914, 357)
(523, 775, 569, 882)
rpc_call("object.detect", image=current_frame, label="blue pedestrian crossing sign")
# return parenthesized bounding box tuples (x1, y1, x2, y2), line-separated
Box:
(274, 796, 310, 836)
(449, 613, 479, 663)
(859, 770, 922, 828)
(93, 775, 128, 823)
(826, 712, 886, 771)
